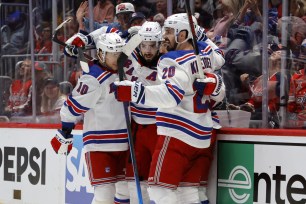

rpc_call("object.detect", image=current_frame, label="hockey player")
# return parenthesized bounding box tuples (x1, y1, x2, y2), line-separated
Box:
(50, 33, 130, 204)
(123, 21, 162, 203)
(159, 20, 224, 204)
(114, 13, 225, 204)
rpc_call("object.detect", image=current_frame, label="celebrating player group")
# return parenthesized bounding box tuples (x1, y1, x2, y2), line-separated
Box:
(50, 4, 226, 203)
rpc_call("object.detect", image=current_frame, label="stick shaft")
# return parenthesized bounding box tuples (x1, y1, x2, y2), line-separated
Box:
(184, 0, 204, 79)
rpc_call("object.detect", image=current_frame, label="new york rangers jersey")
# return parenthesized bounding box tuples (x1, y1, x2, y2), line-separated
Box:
(140, 41, 225, 148)
(60, 62, 128, 152)
(124, 50, 161, 124)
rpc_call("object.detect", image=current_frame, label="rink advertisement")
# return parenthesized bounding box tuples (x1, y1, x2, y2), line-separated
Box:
(1, 125, 306, 203)
(65, 131, 94, 204)
(0, 128, 65, 204)
(216, 137, 306, 204)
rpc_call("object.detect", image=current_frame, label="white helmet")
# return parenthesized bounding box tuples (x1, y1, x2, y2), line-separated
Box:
(96, 33, 125, 53)
(164, 13, 197, 41)
(138, 21, 162, 41)
(96, 33, 125, 64)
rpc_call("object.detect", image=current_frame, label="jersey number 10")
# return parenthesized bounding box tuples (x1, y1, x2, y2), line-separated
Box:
(76, 82, 89, 95)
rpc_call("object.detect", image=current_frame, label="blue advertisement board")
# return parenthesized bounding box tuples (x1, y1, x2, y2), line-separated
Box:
(65, 134, 94, 204)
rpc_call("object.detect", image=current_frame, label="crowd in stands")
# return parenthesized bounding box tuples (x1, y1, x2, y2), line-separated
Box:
(0, 0, 305, 128)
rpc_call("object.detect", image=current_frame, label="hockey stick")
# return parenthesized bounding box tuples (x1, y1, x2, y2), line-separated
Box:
(117, 33, 144, 204)
(185, 1, 231, 125)
(184, 0, 205, 79)
(52, 18, 92, 72)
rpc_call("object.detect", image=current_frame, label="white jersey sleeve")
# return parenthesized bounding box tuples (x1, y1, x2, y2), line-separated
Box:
(144, 57, 189, 108)
(60, 63, 129, 152)
(198, 41, 225, 72)
(197, 26, 225, 71)
(89, 26, 121, 45)
(60, 74, 102, 124)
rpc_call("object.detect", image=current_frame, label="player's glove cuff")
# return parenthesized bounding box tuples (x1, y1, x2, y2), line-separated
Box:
(194, 73, 222, 96)
(51, 129, 73, 155)
(114, 81, 145, 104)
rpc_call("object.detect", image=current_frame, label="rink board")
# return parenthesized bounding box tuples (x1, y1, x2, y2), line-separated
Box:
(0, 128, 66, 204)
(0, 126, 93, 204)
(0, 124, 306, 204)
(208, 130, 306, 204)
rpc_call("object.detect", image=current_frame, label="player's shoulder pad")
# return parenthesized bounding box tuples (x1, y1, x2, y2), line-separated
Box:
(82, 64, 103, 78)
(198, 41, 213, 55)
(197, 41, 210, 50)
(159, 51, 183, 61)
(82, 64, 114, 84)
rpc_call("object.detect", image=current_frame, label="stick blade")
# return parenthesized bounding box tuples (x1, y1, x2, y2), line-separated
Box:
(78, 47, 90, 73)
(122, 33, 142, 56)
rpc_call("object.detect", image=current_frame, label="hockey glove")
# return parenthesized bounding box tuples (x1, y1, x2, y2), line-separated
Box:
(114, 80, 145, 104)
(121, 26, 141, 39)
(51, 129, 73, 155)
(64, 31, 92, 57)
(193, 73, 222, 96)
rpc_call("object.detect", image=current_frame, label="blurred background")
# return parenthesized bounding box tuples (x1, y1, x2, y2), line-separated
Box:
(0, 0, 305, 129)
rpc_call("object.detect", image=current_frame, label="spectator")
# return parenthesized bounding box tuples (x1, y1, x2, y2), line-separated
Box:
(129, 12, 146, 27)
(130, 0, 154, 18)
(5, 60, 49, 116)
(155, 0, 167, 18)
(287, 39, 306, 128)
(195, 0, 214, 29)
(1, 11, 29, 54)
(278, 16, 306, 57)
(77, 2, 135, 32)
(228, 49, 290, 128)
(5, 59, 32, 116)
(206, 0, 245, 42)
(91, 0, 115, 23)
(269, 0, 282, 18)
(115, 2, 135, 31)
(221, 25, 262, 105)
(292, 0, 306, 17)
(33, 62, 53, 115)
(40, 78, 66, 115)
(77, 0, 115, 31)
(234, 0, 262, 26)
(153, 13, 165, 27)
(34, 22, 52, 61)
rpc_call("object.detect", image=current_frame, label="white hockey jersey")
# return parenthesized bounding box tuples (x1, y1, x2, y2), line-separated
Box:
(140, 41, 225, 148)
(60, 62, 128, 152)
(123, 50, 161, 125)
